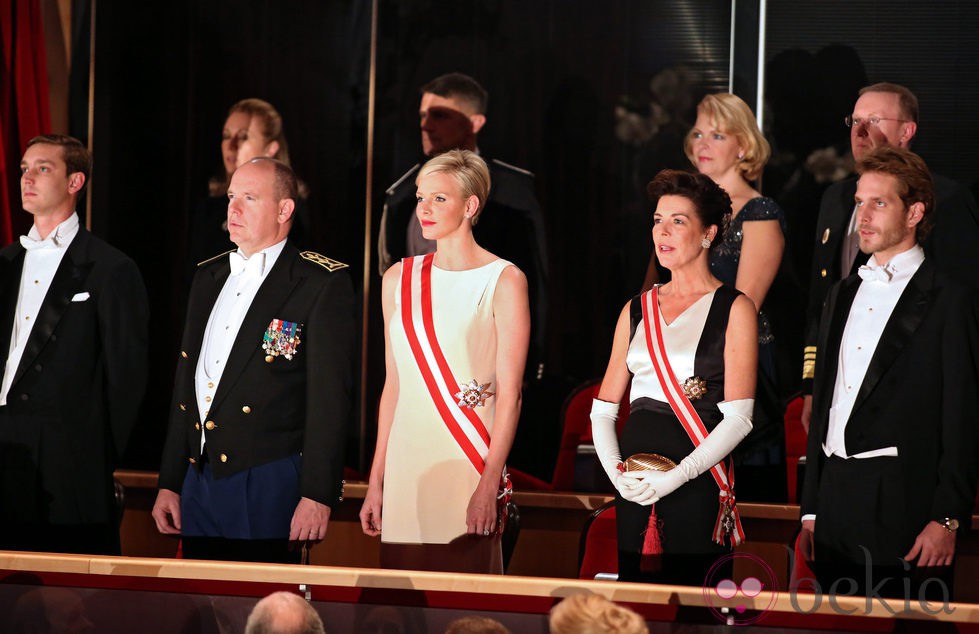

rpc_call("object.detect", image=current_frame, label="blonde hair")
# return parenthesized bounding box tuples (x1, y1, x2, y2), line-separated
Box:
(686, 93, 771, 181)
(549, 594, 648, 634)
(418, 149, 491, 223)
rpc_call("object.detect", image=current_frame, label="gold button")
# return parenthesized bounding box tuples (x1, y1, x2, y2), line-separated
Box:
(820, 268, 827, 278)
(207, 382, 214, 389)
(220, 453, 228, 463)
(821, 228, 830, 244)
(242, 406, 251, 414)
(188, 457, 197, 464)
(265, 355, 274, 363)
(205, 396, 212, 403)
(205, 420, 216, 431)
(194, 422, 201, 430)
(181, 351, 188, 358)
(179, 403, 187, 411)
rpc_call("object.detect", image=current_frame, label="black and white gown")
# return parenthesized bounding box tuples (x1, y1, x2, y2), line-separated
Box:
(616, 284, 740, 584)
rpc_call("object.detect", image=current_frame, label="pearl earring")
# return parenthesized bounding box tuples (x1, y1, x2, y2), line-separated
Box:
(701, 237, 711, 249)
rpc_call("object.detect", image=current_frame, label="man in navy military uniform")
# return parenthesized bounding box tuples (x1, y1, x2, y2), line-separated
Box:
(378, 73, 549, 379)
(0, 135, 149, 554)
(153, 158, 355, 563)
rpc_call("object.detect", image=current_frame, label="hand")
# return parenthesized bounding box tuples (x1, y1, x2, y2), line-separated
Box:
(614, 472, 652, 505)
(799, 519, 815, 561)
(904, 521, 956, 567)
(466, 485, 499, 536)
(359, 485, 383, 537)
(800, 395, 813, 435)
(620, 469, 688, 505)
(289, 497, 331, 542)
(151, 489, 182, 535)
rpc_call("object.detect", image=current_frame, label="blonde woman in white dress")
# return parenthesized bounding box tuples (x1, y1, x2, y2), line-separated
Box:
(360, 150, 530, 573)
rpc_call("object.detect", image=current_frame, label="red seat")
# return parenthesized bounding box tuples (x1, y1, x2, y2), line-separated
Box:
(508, 379, 630, 492)
(784, 395, 807, 503)
(578, 501, 618, 579)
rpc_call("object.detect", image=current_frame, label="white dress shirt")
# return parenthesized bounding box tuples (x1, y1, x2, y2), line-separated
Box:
(1, 213, 80, 405)
(823, 244, 925, 459)
(195, 239, 286, 449)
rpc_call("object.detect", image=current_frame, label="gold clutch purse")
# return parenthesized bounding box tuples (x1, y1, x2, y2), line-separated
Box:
(622, 453, 677, 472)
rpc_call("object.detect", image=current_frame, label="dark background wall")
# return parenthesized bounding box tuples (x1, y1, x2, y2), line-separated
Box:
(68, 0, 979, 483)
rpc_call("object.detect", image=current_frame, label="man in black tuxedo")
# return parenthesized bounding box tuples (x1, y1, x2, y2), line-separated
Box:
(0, 135, 149, 554)
(153, 158, 355, 563)
(378, 72, 548, 379)
(800, 83, 979, 429)
(799, 147, 979, 599)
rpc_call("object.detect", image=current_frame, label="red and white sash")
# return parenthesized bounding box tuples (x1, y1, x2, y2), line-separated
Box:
(400, 254, 492, 475)
(640, 287, 745, 546)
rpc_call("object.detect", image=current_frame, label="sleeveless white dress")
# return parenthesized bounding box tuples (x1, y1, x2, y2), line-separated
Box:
(382, 258, 512, 544)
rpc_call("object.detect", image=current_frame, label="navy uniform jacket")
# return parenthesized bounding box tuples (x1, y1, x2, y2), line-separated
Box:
(378, 158, 549, 375)
(0, 229, 148, 526)
(158, 242, 355, 508)
(801, 260, 979, 554)
(802, 173, 979, 391)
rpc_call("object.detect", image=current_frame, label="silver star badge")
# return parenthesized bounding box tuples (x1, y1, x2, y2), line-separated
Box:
(454, 379, 495, 408)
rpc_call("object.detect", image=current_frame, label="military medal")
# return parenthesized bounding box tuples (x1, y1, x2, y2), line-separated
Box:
(454, 379, 495, 408)
(719, 497, 736, 536)
(681, 376, 708, 400)
(262, 319, 303, 361)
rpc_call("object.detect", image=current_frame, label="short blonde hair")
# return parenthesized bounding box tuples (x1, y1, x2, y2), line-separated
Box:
(549, 593, 648, 634)
(418, 149, 491, 223)
(686, 93, 771, 181)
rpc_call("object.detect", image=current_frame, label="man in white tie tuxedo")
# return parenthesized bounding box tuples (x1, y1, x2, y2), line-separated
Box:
(152, 157, 355, 563)
(799, 146, 979, 599)
(801, 83, 979, 431)
(0, 135, 149, 554)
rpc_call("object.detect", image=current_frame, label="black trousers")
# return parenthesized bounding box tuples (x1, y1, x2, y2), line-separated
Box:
(812, 455, 954, 601)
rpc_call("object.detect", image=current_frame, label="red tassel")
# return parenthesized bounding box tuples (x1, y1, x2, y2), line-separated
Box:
(639, 503, 664, 572)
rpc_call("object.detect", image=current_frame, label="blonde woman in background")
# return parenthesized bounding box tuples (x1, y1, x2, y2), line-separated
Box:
(688, 93, 787, 502)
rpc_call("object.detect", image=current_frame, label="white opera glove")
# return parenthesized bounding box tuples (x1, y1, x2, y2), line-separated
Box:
(591, 398, 657, 502)
(622, 398, 754, 506)
(589, 398, 635, 497)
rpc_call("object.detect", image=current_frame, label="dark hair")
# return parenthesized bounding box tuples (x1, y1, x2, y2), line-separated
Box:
(26, 135, 92, 197)
(245, 157, 299, 203)
(856, 146, 934, 242)
(421, 72, 488, 114)
(859, 82, 919, 123)
(646, 169, 731, 248)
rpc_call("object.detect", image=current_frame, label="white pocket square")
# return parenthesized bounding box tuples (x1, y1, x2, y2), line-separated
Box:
(71, 292, 90, 302)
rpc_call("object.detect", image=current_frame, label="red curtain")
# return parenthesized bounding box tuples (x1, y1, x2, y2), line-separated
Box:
(1, 0, 52, 246)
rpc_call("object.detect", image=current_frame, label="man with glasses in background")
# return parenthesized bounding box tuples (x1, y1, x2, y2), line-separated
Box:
(800, 82, 979, 431)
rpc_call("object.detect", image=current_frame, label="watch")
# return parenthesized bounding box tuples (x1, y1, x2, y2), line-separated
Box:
(940, 517, 960, 533)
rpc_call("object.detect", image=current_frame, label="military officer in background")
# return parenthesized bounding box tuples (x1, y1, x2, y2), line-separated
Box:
(378, 72, 549, 379)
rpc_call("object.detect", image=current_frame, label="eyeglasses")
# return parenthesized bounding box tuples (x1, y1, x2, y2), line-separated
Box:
(844, 115, 908, 128)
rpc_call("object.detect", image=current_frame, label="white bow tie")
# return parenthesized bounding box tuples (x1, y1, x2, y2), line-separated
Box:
(229, 251, 266, 277)
(20, 234, 61, 251)
(857, 264, 894, 284)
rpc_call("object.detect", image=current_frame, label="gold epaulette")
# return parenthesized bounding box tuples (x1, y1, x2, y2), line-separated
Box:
(198, 249, 237, 267)
(301, 251, 349, 272)
(802, 346, 817, 380)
